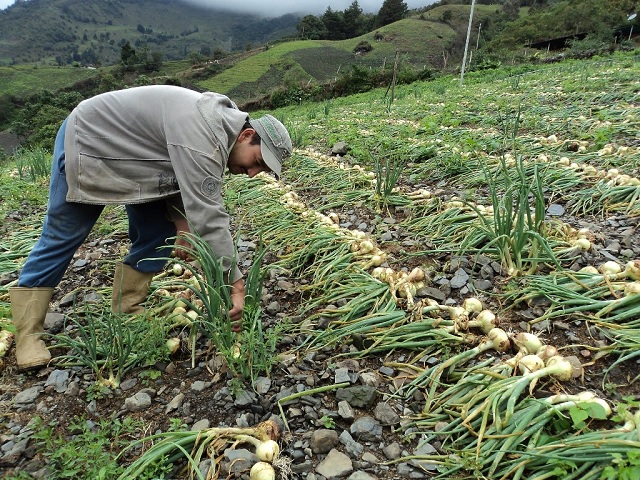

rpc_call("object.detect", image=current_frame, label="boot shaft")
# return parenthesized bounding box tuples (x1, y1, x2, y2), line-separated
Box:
(112, 263, 155, 314)
(9, 287, 54, 370)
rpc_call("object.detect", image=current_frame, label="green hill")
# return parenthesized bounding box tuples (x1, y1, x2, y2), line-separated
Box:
(0, 0, 299, 66)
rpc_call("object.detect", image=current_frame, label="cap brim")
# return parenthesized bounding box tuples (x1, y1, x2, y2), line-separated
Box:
(260, 139, 282, 178)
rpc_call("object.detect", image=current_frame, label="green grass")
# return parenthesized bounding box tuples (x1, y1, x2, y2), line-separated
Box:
(0, 65, 101, 96)
(197, 40, 323, 92)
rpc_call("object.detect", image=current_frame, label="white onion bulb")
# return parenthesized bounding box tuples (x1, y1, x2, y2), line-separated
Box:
(255, 439, 280, 462)
(250, 462, 276, 480)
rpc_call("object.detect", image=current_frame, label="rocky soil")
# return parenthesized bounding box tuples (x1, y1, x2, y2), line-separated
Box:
(1, 198, 640, 479)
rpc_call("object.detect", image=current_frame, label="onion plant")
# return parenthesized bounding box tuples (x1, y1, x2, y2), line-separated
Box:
(53, 304, 168, 389)
(14, 146, 52, 181)
(371, 150, 410, 210)
(498, 409, 640, 480)
(508, 260, 640, 327)
(460, 153, 559, 276)
(117, 419, 282, 480)
(394, 327, 511, 400)
(158, 232, 241, 374)
(406, 392, 611, 480)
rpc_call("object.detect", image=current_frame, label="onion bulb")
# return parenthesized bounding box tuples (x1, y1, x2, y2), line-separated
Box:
(462, 297, 483, 314)
(358, 240, 374, 254)
(537, 345, 558, 361)
(518, 354, 545, 374)
(250, 462, 276, 480)
(369, 255, 384, 267)
(0, 330, 14, 357)
(407, 267, 425, 282)
(599, 261, 621, 276)
(624, 260, 640, 281)
(578, 265, 599, 275)
(513, 332, 542, 355)
(172, 263, 183, 276)
(573, 238, 591, 252)
(545, 355, 573, 381)
(255, 439, 280, 462)
(624, 282, 640, 296)
(447, 306, 467, 321)
(166, 337, 180, 354)
(487, 328, 511, 353)
(475, 310, 498, 333)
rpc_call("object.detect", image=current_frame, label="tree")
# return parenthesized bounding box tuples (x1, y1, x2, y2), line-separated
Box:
(120, 41, 137, 67)
(343, 1, 364, 37)
(296, 15, 328, 39)
(375, 0, 408, 28)
(322, 7, 346, 40)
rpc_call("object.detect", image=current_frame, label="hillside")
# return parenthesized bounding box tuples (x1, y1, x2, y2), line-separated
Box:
(1, 51, 640, 479)
(0, 0, 299, 66)
(1, 0, 637, 139)
(183, 5, 500, 103)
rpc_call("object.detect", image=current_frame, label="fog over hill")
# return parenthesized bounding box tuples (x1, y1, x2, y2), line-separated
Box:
(0, 0, 437, 16)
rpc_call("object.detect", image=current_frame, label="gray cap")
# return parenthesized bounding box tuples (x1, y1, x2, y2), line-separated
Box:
(249, 114, 292, 178)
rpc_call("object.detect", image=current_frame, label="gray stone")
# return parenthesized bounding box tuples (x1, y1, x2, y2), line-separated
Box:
(473, 279, 493, 291)
(44, 312, 65, 333)
(449, 268, 470, 289)
(44, 370, 70, 393)
(165, 393, 185, 414)
(336, 385, 378, 408)
(380, 231, 394, 242)
(416, 286, 446, 302)
(14, 386, 43, 405)
(124, 392, 152, 412)
(64, 381, 80, 397)
(224, 447, 256, 473)
(310, 429, 339, 454)
(348, 471, 379, 480)
(266, 301, 281, 315)
(316, 449, 353, 478)
(191, 419, 210, 431)
(547, 204, 565, 216)
(190, 380, 211, 392)
(361, 451, 379, 464)
(374, 402, 400, 426)
(339, 430, 364, 457)
(331, 142, 349, 155)
(254, 376, 272, 394)
(234, 389, 257, 407)
(119, 378, 138, 391)
(350, 416, 383, 442)
(382, 442, 402, 460)
(411, 441, 438, 471)
(337, 400, 355, 420)
(359, 371, 380, 387)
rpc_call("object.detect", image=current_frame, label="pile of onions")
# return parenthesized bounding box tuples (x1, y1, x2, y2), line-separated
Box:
(372, 266, 426, 308)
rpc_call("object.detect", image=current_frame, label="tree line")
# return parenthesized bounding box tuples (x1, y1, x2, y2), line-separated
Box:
(296, 0, 409, 40)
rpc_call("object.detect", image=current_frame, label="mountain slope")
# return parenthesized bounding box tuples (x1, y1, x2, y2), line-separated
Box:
(0, 0, 299, 66)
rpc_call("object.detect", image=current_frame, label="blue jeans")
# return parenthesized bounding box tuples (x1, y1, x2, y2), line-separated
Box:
(18, 118, 177, 288)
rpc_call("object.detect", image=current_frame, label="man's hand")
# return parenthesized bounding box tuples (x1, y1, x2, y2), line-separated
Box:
(229, 278, 245, 332)
(173, 218, 191, 260)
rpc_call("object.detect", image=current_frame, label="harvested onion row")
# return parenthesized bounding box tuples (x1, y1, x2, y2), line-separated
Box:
(117, 420, 283, 480)
(412, 392, 612, 480)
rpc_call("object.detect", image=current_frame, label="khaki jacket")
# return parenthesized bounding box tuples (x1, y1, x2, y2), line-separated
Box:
(64, 85, 246, 281)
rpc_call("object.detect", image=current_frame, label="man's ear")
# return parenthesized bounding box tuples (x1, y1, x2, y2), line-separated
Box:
(239, 128, 256, 141)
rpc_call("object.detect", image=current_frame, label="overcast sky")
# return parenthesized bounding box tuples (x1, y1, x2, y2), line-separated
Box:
(0, 0, 437, 17)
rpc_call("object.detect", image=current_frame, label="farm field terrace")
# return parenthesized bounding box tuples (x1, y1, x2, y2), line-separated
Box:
(1, 51, 640, 478)
(225, 51, 640, 479)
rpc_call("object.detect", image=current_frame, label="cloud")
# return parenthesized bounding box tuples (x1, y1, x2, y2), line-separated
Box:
(181, 0, 436, 18)
(0, 0, 437, 17)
